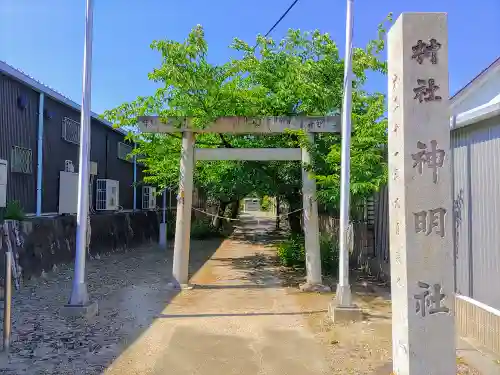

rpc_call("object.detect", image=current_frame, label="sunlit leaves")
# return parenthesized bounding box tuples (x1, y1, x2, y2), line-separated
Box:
(103, 14, 392, 211)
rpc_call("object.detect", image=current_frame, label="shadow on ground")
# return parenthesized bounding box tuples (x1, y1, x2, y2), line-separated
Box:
(229, 219, 393, 324)
(221, 216, 307, 289)
(0, 237, 224, 375)
(156, 310, 328, 319)
(225, 215, 393, 321)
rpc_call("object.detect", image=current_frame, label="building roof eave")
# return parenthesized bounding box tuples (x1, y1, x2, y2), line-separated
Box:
(0, 60, 127, 136)
(450, 57, 500, 109)
(451, 100, 500, 130)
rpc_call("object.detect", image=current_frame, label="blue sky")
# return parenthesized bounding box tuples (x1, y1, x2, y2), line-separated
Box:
(1, 0, 498, 115)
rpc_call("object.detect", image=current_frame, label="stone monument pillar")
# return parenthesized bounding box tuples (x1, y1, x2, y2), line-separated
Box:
(388, 13, 455, 375)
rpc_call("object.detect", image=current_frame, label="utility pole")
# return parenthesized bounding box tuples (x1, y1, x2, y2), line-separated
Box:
(61, 0, 98, 318)
(329, 0, 362, 322)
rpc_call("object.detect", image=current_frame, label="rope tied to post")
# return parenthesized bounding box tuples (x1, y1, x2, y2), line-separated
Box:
(191, 206, 305, 221)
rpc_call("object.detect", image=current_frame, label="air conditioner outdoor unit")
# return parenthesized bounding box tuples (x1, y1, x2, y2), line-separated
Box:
(96, 179, 119, 211)
(142, 186, 156, 210)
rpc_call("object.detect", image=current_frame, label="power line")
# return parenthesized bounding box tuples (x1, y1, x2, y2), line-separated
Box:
(263, 0, 301, 37)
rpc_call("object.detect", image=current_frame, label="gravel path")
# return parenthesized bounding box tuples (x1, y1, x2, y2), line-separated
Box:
(0, 238, 223, 374)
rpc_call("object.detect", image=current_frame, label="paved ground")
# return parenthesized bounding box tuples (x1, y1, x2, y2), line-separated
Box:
(103, 215, 336, 375)
(0, 213, 493, 374)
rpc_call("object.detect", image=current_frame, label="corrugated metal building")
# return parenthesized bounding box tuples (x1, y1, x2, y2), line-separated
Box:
(452, 117, 500, 310)
(0, 60, 159, 214)
(450, 58, 500, 352)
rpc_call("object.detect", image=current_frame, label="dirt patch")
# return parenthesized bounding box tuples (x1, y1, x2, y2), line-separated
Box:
(294, 274, 481, 374)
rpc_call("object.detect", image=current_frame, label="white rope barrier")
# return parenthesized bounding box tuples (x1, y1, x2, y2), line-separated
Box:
(191, 207, 242, 221)
(270, 207, 304, 220)
(191, 206, 304, 222)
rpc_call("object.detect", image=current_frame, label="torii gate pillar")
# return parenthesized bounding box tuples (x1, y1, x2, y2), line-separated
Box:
(171, 132, 195, 287)
(299, 133, 325, 290)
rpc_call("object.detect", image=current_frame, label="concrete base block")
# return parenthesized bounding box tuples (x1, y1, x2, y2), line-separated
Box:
(60, 301, 98, 319)
(299, 282, 332, 293)
(328, 302, 363, 323)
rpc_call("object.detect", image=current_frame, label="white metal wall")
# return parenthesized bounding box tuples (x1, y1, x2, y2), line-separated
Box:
(452, 116, 500, 310)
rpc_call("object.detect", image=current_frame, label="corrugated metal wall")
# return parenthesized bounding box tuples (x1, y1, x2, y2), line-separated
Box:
(373, 185, 390, 262)
(452, 117, 500, 310)
(43, 96, 82, 213)
(0, 73, 38, 213)
(105, 130, 136, 210)
(451, 127, 472, 297)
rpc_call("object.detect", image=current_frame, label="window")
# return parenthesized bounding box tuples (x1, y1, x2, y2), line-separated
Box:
(11, 146, 33, 174)
(117, 142, 133, 162)
(62, 117, 81, 144)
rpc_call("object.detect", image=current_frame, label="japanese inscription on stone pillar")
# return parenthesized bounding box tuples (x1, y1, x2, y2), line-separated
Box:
(388, 13, 455, 375)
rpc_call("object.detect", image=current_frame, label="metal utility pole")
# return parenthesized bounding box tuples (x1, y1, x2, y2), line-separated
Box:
(335, 0, 355, 308)
(67, 0, 95, 308)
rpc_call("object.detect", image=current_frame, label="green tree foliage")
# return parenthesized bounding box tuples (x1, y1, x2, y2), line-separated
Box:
(103, 18, 391, 231)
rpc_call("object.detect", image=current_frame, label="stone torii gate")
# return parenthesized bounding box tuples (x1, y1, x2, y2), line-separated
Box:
(138, 116, 340, 291)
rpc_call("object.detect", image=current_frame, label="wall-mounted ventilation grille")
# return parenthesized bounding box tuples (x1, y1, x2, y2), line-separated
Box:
(11, 146, 33, 174)
(62, 117, 81, 144)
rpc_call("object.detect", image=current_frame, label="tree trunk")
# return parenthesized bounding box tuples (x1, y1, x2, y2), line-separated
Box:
(285, 194, 303, 235)
(213, 201, 228, 229)
(275, 196, 280, 230)
(288, 212, 302, 235)
(230, 201, 239, 219)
